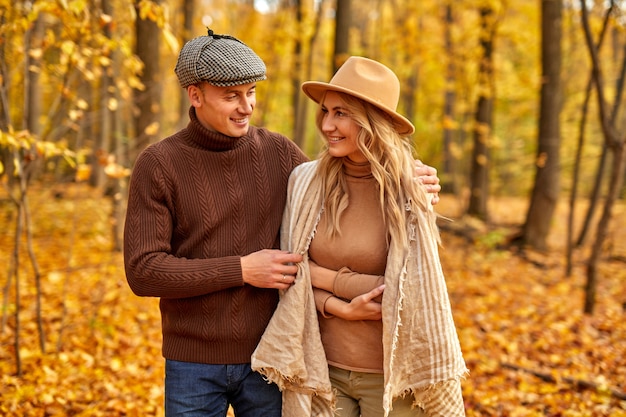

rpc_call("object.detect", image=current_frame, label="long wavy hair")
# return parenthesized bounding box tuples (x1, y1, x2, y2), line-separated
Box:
(314, 91, 438, 247)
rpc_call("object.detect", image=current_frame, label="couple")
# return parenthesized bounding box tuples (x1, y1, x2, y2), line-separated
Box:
(124, 30, 466, 417)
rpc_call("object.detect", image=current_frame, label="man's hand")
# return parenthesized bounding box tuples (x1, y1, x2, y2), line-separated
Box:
(415, 160, 441, 205)
(241, 249, 302, 289)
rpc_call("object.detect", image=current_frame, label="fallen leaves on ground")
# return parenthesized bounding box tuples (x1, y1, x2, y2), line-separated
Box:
(0, 185, 624, 416)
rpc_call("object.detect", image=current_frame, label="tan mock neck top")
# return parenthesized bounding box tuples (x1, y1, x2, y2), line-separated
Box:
(309, 158, 388, 373)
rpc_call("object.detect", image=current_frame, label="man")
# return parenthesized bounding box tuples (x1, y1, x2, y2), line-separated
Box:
(124, 30, 440, 417)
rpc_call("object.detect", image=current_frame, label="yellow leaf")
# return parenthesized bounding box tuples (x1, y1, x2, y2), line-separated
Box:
(29, 48, 43, 59)
(163, 26, 179, 53)
(100, 13, 113, 25)
(75, 164, 91, 182)
(69, 109, 83, 121)
(76, 99, 89, 110)
(107, 97, 118, 111)
(144, 121, 160, 136)
(104, 162, 131, 179)
(99, 56, 112, 67)
(536, 152, 548, 168)
(41, 392, 55, 404)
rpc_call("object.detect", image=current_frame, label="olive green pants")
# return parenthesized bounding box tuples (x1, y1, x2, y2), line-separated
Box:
(329, 365, 426, 417)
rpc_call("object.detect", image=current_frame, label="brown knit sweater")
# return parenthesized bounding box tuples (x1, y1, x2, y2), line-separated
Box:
(124, 107, 308, 364)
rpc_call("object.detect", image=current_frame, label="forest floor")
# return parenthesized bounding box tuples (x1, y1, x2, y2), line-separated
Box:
(0, 184, 624, 416)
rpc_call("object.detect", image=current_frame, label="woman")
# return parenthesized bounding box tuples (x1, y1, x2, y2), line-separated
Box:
(252, 56, 467, 417)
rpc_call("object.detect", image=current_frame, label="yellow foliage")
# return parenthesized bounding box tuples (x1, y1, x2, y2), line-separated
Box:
(0, 185, 624, 415)
(162, 26, 180, 54)
(107, 97, 119, 111)
(0, 0, 625, 413)
(75, 164, 91, 182)
(137, 0, 166, 28)
(143, 121, 160, 136)
(104, 162, 131, 179)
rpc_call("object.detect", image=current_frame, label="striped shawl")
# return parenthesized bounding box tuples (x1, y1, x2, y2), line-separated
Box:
(252, 161, 468, 416)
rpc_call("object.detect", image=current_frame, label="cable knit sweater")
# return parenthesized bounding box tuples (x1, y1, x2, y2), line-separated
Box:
(124, 107, 308, 364)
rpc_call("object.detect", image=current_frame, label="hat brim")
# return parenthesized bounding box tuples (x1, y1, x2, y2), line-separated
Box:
(302, 81, 415, 135)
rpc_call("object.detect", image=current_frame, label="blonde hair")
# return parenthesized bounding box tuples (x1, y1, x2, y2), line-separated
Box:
(314, 91, 437, 247)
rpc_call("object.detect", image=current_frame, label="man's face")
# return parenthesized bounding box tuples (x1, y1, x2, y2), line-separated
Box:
(189, 81, 257, 137)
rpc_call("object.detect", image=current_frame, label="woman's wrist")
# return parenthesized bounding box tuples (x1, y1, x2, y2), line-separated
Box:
(325, 296, 351, 319)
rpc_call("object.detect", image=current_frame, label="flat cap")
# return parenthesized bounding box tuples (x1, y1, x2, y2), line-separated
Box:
(175, 29, 267, 88)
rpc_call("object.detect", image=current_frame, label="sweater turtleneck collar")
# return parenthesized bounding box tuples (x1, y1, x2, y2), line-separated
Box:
(183, 107, 249, 152)
(343, 157, 373, 179)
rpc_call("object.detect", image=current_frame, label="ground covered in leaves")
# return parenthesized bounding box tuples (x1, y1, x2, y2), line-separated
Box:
(0, 185, 625, 416)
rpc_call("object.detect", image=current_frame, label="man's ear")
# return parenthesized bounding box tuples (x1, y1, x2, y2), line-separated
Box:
(188, 85, 202, 107)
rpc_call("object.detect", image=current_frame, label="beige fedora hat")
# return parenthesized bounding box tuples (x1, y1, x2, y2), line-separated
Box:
(302, 56, 415, 135)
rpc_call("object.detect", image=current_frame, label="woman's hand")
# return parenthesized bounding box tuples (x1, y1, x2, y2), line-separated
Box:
(415, 160, 441, 205)
(331, 285, 385, 321)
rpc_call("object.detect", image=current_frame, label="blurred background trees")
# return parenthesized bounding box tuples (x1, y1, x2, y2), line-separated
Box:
(1, 3, 625, 413)
(1, 0, 625, 313)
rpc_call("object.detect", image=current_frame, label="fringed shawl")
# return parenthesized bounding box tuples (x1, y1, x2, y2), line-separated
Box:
(252, 161, 467, 416)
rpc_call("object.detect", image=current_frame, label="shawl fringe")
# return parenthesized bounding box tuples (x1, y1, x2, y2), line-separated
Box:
(252, 161, 468, 417)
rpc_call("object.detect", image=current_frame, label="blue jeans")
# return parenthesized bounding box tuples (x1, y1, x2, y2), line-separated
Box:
(165, 360, 281, 417)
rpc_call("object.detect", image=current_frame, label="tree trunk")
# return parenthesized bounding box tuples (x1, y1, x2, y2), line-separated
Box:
(25, 16, 44, 137)
(442, 3, 457, 194)
(585, 144, 626, 314)
(177, 0, 195, 131)
(333, 0, 351, 72)
(22, 12, 45, 182)
(566, 75, 593, 276)
(292, 0, 307, 147)
(0, 8, 13, 185)
(102, 0, 128, 251)
(133, 0, 162, 162)
(522, 0, 562, 251)
(467, 7, 494, 221)
(0, 7, 8, 132)
(298, 0, 326, 150)
(90, 0, 114, 189)
(580, 0, 626, 315)
(112, 51, 128, 252)
(566, 5, 613, 276)
(576, 4, 623, 248)
(576, 146, 608, 246)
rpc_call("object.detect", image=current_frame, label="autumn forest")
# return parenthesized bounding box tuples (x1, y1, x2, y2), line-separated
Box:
(1, 0, 625, 415)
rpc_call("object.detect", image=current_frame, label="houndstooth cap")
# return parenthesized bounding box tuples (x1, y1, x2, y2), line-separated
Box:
(175, 29, 267, 88)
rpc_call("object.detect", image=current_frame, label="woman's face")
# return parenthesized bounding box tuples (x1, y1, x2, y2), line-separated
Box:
(320, 91, 366, 163)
